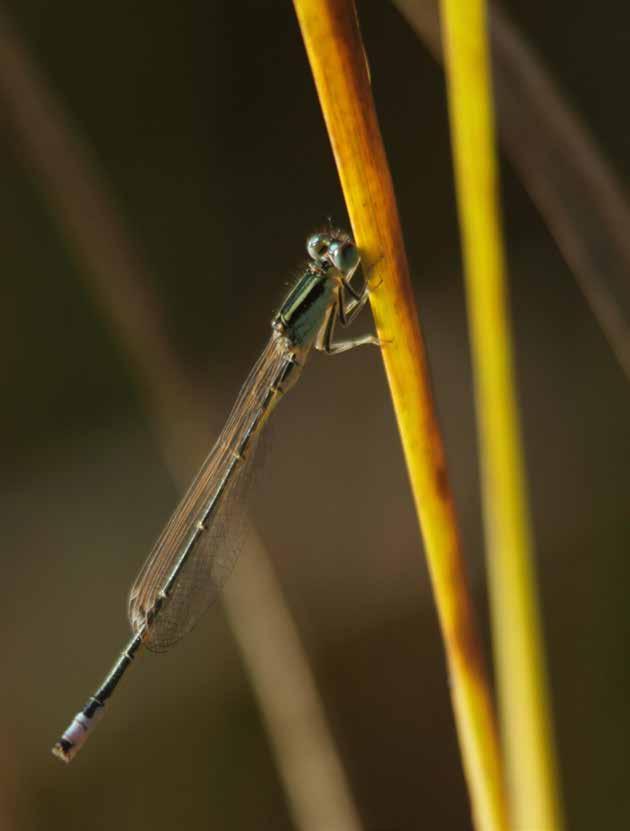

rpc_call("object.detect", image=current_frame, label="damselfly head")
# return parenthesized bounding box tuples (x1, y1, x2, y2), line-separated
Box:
(306, 230, 360, 276)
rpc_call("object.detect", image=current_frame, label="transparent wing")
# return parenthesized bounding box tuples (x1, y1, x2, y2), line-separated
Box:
(142, 432, 261, 652)
(128, 334, 292, 652)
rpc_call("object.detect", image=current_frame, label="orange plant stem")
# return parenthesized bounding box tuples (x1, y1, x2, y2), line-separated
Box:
(293, 2, 508, 828)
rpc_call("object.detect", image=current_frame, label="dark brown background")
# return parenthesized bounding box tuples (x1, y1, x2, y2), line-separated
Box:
(1, 2, 629, 829)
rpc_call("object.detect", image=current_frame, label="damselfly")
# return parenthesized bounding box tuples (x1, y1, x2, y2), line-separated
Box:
(53, 228, 380, 763)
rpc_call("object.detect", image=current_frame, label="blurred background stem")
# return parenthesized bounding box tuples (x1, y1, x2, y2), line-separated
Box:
(395, 0, 630, 386)
(0, 7, 362, 829)
(439, 0, 564, 827)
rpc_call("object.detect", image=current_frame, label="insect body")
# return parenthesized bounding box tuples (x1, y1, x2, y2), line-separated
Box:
(53, 228, 379, 763)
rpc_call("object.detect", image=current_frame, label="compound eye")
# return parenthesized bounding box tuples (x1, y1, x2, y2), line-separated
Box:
(307, 233, 331, 263)
(329, 239, 359, 276)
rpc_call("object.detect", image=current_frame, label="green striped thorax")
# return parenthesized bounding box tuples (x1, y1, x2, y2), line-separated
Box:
(273, 229, 359, 352)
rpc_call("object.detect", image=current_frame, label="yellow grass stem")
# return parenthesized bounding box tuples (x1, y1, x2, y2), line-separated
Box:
(293, 2, 508, 828)
(439, 1, 564, 827)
